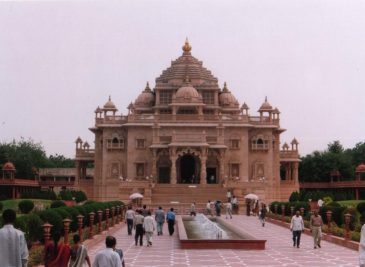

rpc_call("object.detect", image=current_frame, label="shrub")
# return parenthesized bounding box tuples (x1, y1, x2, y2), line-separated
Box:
(50, 200, 66, 209)
(37, 209, 63, 238)
(357, 202, 365, 214)
(14, 214, 43, 243)
(59, 190, 73, 201)
(73, 191, 87, 203)
(60, 206, 79, 232)
(18, 200, 34, 214)
(0, 202, 3, 212)
(289, 191, 300, 202)
(360, 212, 365, 225)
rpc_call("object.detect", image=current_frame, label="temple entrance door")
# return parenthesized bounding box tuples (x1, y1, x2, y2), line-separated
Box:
(158, 167, 170, 183)
(206, 168, 217, 184)
(179, 155, 196, 183)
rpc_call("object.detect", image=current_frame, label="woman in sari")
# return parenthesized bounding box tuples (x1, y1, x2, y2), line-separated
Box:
(69, 234, 91, 267)
(44, 232, 71, 267)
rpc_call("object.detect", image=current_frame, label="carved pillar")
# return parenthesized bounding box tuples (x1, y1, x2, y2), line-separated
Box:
(170, 148, 177, 184)
(97, 210, 103, 233)
(151, 149, 157, 180)
(111, 207, 115, 226)
(219, 150, 225, 183)
(89, 212, 95, 238)
(200, 149, 207, 185)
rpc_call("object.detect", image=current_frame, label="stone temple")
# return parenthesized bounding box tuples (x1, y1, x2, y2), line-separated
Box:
(74, 40, 300, 207)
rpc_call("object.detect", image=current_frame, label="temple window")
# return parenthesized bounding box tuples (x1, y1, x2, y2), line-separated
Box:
(251, 136, 269, 150)
(136, 139, 146, 149)
(230, 164, 240, 178)
(160, 91, 172, 104)
(203, 109, 214, 115)
(106, 137, 124, 150)
(230, 139, 240, 149)
(136, 163, 145, 177)
(202, 92, 214, 104)
(160, 109, 172, 114)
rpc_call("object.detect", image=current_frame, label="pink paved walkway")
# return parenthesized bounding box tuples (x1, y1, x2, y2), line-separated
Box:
(87, 215, 359, 267)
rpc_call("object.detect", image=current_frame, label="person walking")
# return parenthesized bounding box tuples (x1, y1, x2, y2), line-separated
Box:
(166, 208, 176, 236)
(125, 206, 135, 236)
(44, 231, 71, 267)
(93, 236, 121, 267)
(155, 206, 165, 236)
(215, 200, 222, 216)
(206, 200, 212, 216)
(190, 202, 196, 216)
(225, 201, 233, 219)
(310, 210, 323, 249)
(0, 209, 29, 267)
(231, 196, 238, 214)
(359, 215, 365, 267)
(259, 204, 267, 227)
(290, 210, 304, 248)
(69, 234, 91, 267)
(133, 209, 144, 246)
(143, 211, 155, 247)
(141, 205, 149, 217)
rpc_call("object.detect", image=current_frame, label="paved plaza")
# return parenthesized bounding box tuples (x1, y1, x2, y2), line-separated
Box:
(88, 215, 359, 267)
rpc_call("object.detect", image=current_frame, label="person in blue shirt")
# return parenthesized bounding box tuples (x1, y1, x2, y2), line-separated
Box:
(166, 208, 176, 236)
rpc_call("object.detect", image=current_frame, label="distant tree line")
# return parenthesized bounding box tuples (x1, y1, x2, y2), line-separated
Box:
(299, 140, 365, 182)
(0, 138, 75, 179)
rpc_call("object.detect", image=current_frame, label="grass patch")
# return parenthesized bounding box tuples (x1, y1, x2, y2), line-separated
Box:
(1, 199, 52, 211)
(337, 200, 363, 208)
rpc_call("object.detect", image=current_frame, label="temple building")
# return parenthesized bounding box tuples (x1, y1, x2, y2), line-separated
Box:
(74, 40, 300, 206)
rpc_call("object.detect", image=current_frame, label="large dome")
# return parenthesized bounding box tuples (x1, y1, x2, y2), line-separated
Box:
(2, 161, 15, 171)
(135, 82, 155, 107)
(175, 84, 202, 103)
(219, 82, 239, 107)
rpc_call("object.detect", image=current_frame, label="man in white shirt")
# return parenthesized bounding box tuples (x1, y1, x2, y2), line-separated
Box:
(0, 209, 29, 267)
(125, 206, 135, 235)
(206, 200, 212, 216)
(143, 211, 155, 247)
(290, 210, 304, 248)
(225, 201, 233, 219)
(93, 236, 122, 267)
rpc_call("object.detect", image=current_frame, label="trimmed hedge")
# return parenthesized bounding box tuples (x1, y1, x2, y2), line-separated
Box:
(18, 200, 34, 214)
(59, 190, 87, 203)
(21, 190, 57, 200)
(0, 202, 3, 211)
(357, 202, 365, 214)
(50, 200, 66, 209)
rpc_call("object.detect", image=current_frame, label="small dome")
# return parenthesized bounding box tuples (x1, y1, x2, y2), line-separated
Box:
(219, 82, 239, 107)
(291, 138, 298, 145)
(75, 137, 83, 143)
(175, 84, 202, 103)
(282, 142, 289, 150)
(3, 161, 15, 171)
(134, 82, 155, 107)
(273, 107, 280, 114)
(356, 163, 365, 172)
(103, 96, 117, 111)
(94, 106, 102, 113)
(258, 97, 273, 112)
(241, 102, 249, 110)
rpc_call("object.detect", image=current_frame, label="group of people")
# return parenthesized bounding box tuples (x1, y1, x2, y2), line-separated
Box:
(0, 208, 124, 267)
(125, 205, 176, 247)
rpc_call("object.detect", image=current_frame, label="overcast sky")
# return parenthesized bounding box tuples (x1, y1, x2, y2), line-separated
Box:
(1, 0, 365, 158)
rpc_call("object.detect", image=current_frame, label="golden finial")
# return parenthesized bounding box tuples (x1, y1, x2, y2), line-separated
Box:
(182, 38, 192, 53)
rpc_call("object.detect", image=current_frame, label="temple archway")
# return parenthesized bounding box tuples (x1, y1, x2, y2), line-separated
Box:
(157, 154, 171, 183)
(177, 154, 199, 183)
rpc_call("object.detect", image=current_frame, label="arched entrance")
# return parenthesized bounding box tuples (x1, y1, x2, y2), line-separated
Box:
(178, 154, 197, 183)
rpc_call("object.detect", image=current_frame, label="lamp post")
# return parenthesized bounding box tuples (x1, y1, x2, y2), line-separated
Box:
(97, 210, 103, 233)
(281, 204, 285, 222)
(344, 213, 352, 240)
(300, 207, 305, 217)
(116, 206, 120, 223)
(77, 215, 84, 241)
(111, 207, 115, 226)
(105, 208, 110, 230)
(89, 212, 95, 238)
(326, 210, 332, 234)
(42, 222, 53, 245)
(62, 218, 72, 244)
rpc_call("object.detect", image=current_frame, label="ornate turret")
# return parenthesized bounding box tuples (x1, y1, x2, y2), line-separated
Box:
(134, 82, 155, 109)
(2, 161, 16, 179)
(102, 96, 118, 116)
(219, 82, 239, 109)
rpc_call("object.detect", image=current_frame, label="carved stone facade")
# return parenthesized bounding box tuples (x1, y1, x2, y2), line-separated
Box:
(75, 40, 300, 204)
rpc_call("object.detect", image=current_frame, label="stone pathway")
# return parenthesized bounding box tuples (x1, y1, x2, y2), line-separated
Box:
(87, 215, 359, 267)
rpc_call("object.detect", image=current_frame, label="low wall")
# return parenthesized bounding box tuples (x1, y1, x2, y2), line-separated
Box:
(177, 215, 266, 250)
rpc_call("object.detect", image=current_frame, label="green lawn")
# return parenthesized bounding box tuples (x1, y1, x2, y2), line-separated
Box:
(337, 200, 364, 208)
(1, 199, 52, 211)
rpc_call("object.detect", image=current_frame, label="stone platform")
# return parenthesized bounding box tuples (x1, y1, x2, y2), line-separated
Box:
(87, 215, 359, 267)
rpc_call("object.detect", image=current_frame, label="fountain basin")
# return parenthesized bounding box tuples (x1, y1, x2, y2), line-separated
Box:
(177, 215, 266, 249)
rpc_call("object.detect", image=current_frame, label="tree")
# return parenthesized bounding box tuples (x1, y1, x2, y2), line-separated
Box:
(327, 140, 344, 154)
(48, 154, 75, 168)
(0, 138, 49, 179)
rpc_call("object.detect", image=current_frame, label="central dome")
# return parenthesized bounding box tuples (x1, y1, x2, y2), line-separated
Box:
(175, 84, 202, 103)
